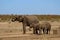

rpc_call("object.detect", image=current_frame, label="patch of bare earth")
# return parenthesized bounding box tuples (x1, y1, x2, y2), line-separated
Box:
(0, 21, 60, 40)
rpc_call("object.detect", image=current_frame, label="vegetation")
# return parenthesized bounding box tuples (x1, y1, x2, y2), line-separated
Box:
(36, 15, 60, 21)
(0, 15, 60, 22)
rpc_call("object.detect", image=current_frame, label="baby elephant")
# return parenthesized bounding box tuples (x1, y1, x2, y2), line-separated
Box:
(32, 22, 51, 35)
(40, 22, 51, 34)
(31, 23, 42, 35)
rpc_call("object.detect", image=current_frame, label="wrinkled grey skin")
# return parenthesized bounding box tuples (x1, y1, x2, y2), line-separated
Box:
(31, 22, 51, 34)
(11, 15, 41, 34)
(31, 23, 42, 35)
(40, 22, 51, 34)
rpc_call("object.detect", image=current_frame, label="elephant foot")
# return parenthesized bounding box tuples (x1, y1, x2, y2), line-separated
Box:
(38, 33, 42, 35)
(23, 31, 26, 34)
(33, 32, 37, 34)
(46, 31, 48, 34)
(23, 33, 26, 34)
(43, 32, 46, 34)
(38, 32, 42, 35)
(36, 32, 38, 34)
(46, 32, 48, 34)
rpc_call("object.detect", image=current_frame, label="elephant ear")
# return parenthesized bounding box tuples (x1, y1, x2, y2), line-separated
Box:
(17, 16, 24, 22)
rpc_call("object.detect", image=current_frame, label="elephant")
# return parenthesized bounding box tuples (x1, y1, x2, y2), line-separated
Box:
(11, 15, 41, 34)
(40, 22, 51, 34)
(31, 22, 51, 34)
(31, 23, 42, 35)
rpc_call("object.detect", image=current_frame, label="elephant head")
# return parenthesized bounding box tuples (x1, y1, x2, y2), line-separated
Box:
(11, 16, 24, 22)
(11, 17, 17, 22)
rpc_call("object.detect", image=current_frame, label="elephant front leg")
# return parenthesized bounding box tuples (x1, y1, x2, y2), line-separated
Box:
(36, 29, 38, 34)
(23, 25, 26, 34)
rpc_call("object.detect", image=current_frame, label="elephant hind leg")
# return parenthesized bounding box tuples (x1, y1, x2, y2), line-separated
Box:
(48, 29, 51, 34)
(38, 29, 42, 35)
(46, 29, 51, 34)
(36, 29, 38, 34)
(43, 29, 47, 34)
(33, 28, 38, 34)
(46, 29, 48, 34)
(43, 29, 45, 34)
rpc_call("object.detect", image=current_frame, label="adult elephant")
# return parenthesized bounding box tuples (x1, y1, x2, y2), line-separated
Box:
(40, 22, 51, 34)
(11, 15, 41, 34)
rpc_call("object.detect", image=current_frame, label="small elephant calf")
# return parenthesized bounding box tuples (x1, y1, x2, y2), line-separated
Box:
(32, 22, 51, 35)
(31, 23, 42, 35)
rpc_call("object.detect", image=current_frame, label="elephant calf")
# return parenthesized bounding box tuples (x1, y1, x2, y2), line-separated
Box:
(32, 22, 51, 34)
(40, 22, 51, 34)
(31, 23, 42, 35)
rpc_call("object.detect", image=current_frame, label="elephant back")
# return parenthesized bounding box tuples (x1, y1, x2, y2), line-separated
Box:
(40, 22, 51, 29)
(24, 15, 39, 24)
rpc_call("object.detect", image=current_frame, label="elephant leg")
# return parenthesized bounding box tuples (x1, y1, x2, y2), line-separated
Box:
(43, 29, 44, 34)
(48, 29, 50, 34)
(43, 29, 47, 34)
(46, 29, 48, 34)
(23, 24, 26, 34)
(23, 26, 26, 34)
(33, 28, 38, 34)
(36, 29, 39, 34)
(43, 29, 45, 34)
(46, 29, 51, 34)
(39, 29, 42, 35)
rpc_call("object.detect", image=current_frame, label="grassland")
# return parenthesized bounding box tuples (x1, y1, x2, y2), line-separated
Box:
(0, 15, 60, 22)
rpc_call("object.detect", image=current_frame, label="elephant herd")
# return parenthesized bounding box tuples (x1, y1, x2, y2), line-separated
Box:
(11, 15, 51, 35)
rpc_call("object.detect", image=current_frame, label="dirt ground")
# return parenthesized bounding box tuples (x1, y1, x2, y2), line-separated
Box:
(0, 21, 60, 40)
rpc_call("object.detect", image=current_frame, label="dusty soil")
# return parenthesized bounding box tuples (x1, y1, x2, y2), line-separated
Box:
(0, 21, 60, 40)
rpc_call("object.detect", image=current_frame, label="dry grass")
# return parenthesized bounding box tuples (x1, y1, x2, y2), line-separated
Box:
(0, 21, 60, 40)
